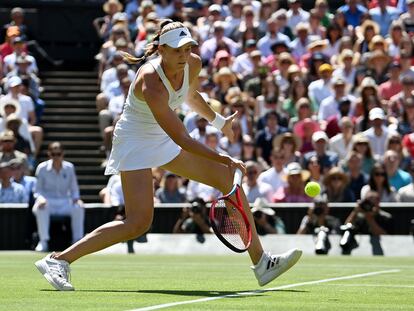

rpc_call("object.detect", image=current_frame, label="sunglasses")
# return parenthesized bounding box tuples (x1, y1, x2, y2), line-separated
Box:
(247, 170, 258, 175)
(50, 152, 62, 157)
(374, 172, 386, 177)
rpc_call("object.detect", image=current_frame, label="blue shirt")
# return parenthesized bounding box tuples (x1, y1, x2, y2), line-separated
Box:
(369, 7, 401, 37)
(338, 4, 368, 27)
(0, 181, 28, 203)
(34, 160, 80, 201)
(389, 169, 412, 191)
(15, 175, 37, 199)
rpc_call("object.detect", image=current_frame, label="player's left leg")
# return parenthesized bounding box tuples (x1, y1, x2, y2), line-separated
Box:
(162, 149, 302, 282)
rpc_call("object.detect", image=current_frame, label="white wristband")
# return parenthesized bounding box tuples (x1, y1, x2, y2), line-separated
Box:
(211, 112, 226, 130)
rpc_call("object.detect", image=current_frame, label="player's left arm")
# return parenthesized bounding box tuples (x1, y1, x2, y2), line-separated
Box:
(186, 54, 237, 139)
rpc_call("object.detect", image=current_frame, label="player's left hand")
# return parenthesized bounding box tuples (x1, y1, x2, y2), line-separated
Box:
(221, 111, 238, 141)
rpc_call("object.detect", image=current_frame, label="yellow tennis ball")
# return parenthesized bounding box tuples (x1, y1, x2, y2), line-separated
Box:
(305, 181, 321, 197)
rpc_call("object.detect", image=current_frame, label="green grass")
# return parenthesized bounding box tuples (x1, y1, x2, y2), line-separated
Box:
(0, 253, 413, 311)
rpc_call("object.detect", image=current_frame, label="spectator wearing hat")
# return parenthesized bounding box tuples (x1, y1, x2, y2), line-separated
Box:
(0, 98, 34, 152)
(289, 22, 310, 62)
(273, 162, 312, 203)
(399, 0, 414, 26)
(200, 21, 240, 63)
(354, 77, 382, 132)
(365, 51, 391, 86)
(197, 4, 225, 41)
(251, 198, 286, 235)
(342, 151, 368, 201)
(379, 61, 403, 103)
(225, 0, 243, 38)
(212, 67, 239, 105)
(286, 0, 310, 31)
(273, 8, 294, 41)
(6, 53, 40, 98)
(212, 50, 233, 74)
(0, 130, 28, 168)
(302, 51, 327, 83)
(257, 16, 290, 57)
(189, 115, 217, 145)
(329, 116, 355, 159)
(242, 161, 273, 203)
(273, 132, 302, 165)
(293, 117, 321, 154)
(297, 194, 341, 234)
(308, 63, 334, 108)
(354, 20, 380, 54)
(32, 142, 84, 252)
(272, 52, 294, 95)
(93, 0, 123, 40)
(362, 107, 390, 158)
(4, 113, 32, 157)
(386, 21, 406, 58)
(231, 39, 259, 77)
(303, 131, 339, 174)
(0, 160, 27, 203)
(0, 26, 21, 60)
(332, 49, 357, 89)
(323, 167, 355, 203)
(351, 133, 376, 176)
(257, 147, 287, 193)
(361, 162, 398, 202)
(255, 111, 288, 165)
(318, 76, 355, 123)
(369, 0, 401, 37)
(338, 0, 368, 28)
(3, 37, 36, 76)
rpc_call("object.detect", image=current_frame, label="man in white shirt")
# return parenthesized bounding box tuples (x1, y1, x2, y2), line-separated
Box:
(286, 0, 310, 31)
(231, 39, 258, 77)
(289, 22, 310, 62)
(363, 107, 390, 158)
(32, 142, 84, 252)
(308, 63, 334, 108)
(257, 148, 287, 193)
(242, 161, 273, 203)
(257, 16, 290, 57)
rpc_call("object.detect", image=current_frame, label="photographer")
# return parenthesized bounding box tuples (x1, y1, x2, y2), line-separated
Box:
(251, 198, 286, 235)
(297, 194, 341, 254)
(341, 190, 393, 255)
(172, 198, 211, 243)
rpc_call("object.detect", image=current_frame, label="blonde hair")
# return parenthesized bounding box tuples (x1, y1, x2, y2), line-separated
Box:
(121, 19, 186, 64)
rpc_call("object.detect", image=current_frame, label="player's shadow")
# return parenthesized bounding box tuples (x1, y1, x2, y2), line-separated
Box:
(47, 288, 307, 297)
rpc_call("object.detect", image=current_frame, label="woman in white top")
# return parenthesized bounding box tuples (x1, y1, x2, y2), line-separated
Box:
(35, 20, 301, 291)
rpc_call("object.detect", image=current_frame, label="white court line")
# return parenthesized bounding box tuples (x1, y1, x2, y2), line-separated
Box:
(323, 284, 414, 288)
(127, 269, 400, 311)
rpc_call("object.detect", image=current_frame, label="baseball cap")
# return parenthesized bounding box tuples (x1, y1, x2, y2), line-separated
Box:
(208, 4, 221, 12)
(7, 76, 22, 88)
(332, 76, 346, 86)
(369, 107, 385, 121)
(312, 131, 329, 143)
(159, 27, 198, 48)
(245, 39, 257, 48)
(286, 162, 303, 175)
(318, 63, 333, 73)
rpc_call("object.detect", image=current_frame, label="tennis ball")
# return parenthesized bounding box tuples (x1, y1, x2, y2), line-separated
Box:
(305, 181, 321, 198)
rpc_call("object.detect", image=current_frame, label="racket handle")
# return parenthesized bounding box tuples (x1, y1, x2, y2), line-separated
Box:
(233, 168, 243, 186)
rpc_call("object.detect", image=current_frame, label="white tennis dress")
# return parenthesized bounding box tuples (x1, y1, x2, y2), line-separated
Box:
(104, 58, 189, 175)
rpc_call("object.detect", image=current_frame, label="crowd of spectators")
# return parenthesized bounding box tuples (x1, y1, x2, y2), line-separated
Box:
(3, 1, 414, 251)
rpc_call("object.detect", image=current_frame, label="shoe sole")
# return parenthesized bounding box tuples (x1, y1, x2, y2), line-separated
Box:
(259, 249, 303, 286)
(35, 259, 74, 291)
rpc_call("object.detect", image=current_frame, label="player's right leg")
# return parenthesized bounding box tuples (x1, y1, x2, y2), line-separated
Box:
(35, 168, 154, 291)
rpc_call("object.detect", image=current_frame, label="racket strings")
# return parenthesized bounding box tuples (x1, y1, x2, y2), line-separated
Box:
(214, 198, 249, 248)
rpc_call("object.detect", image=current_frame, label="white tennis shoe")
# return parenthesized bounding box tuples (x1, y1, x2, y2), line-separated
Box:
(252, 249, 302, 286)
(35, 254, 74, 291)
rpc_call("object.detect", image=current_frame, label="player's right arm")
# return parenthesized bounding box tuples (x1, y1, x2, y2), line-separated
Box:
(137, 67, 244, 172)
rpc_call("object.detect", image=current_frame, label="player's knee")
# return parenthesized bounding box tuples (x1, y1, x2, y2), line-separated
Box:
(124, 215, 152, 239)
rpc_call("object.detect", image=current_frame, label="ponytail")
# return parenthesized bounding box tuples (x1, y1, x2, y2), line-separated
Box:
(121, 19, 175, 65)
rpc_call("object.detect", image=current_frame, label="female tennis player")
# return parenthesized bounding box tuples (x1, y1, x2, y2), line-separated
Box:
(35, 20, 301, 291)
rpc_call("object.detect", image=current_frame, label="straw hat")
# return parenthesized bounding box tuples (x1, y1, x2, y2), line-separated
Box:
(272, 132, 302, 151)
(368, 35, 387, 52)
(103, 0, 123, 14)
(0, 98, 21, 118)
(367, 50, 390, 67)
(307, 39, 328, 51)
(213, 67, 237, 84)
(338, 49, 354, 65)
(323, 167, 349, 185)
(358, 76, 378, 93)
(356, 20, 380, 39)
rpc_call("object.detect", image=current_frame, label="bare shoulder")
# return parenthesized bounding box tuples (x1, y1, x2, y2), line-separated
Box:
(188, 53, 202, 81)
(135, 62, 166, 100)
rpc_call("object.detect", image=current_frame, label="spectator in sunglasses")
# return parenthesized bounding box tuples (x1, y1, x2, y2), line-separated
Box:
(32, 142, 84, 252)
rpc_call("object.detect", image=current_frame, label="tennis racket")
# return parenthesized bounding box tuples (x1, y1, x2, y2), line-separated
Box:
(209, 168, 252, 253)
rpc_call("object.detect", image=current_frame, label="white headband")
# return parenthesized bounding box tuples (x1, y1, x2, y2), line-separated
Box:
(159, 27, 198, 48)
